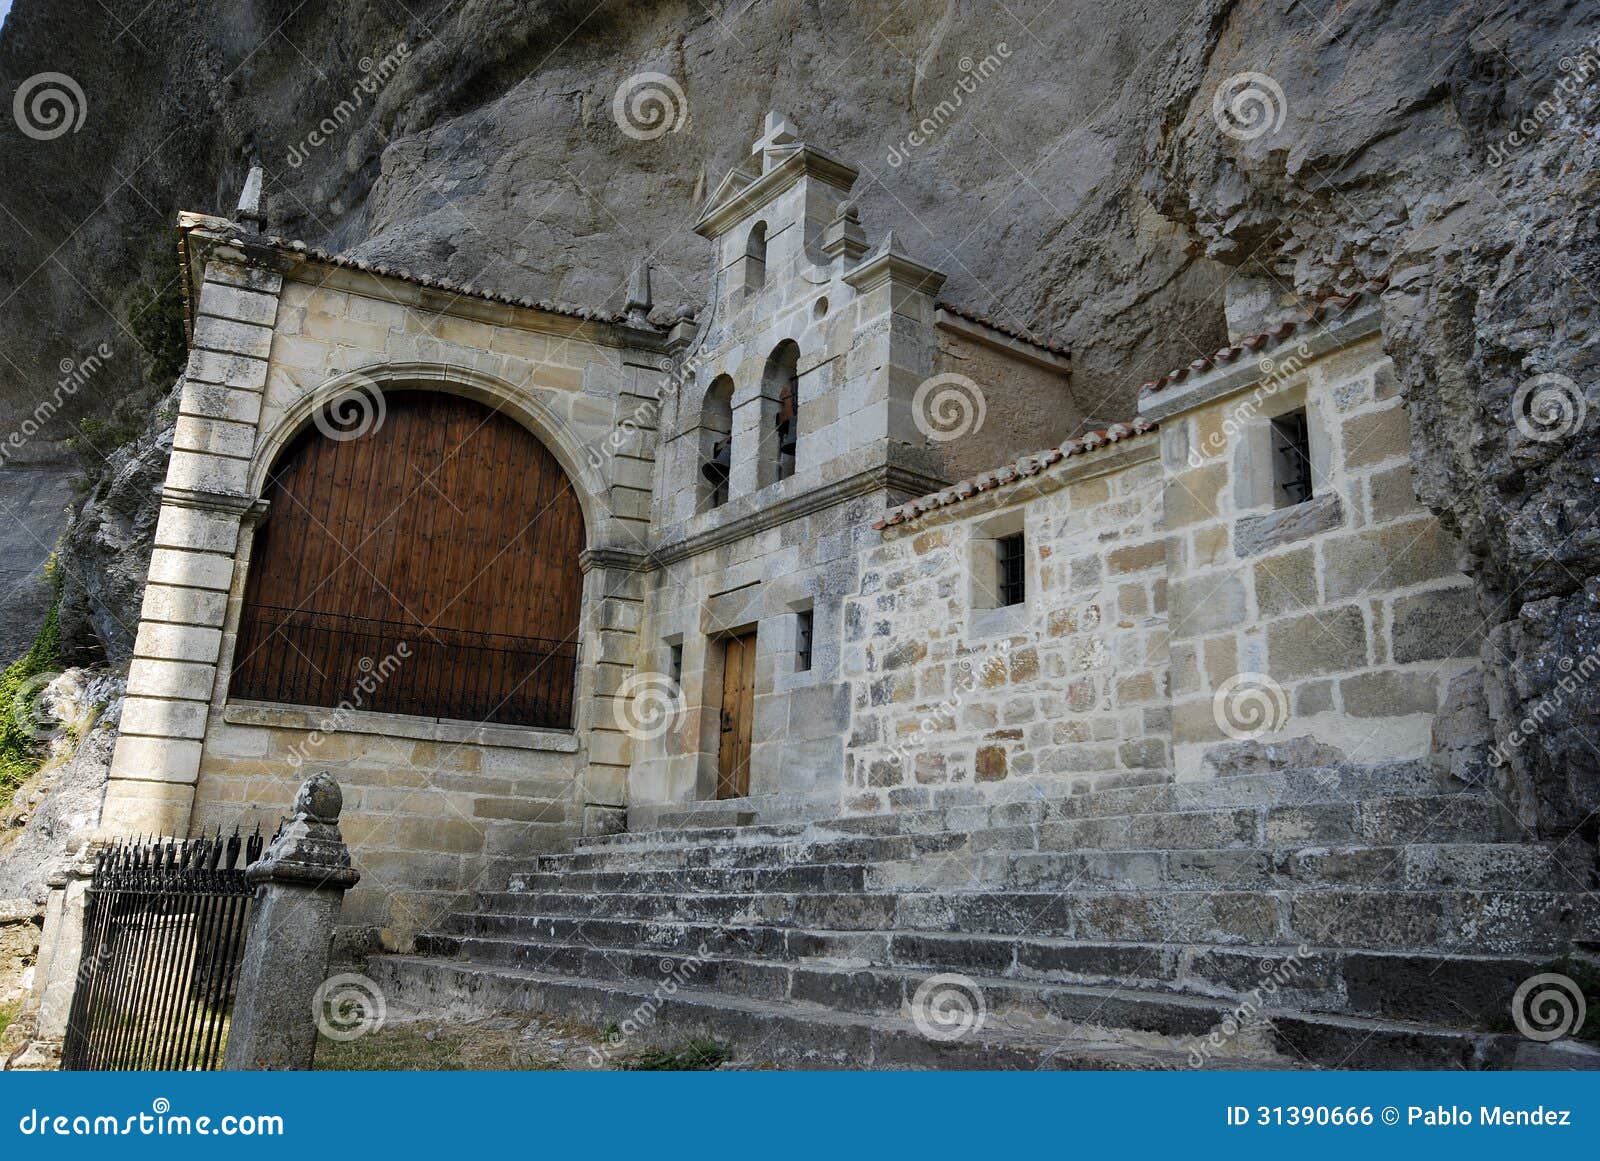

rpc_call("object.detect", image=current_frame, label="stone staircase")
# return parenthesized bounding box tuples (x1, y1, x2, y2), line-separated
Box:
(369, 760, 1599, 1069)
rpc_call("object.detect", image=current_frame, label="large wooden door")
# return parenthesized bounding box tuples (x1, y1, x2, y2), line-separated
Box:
(716, 631, 757, 799)
(231, 391, 586, 728)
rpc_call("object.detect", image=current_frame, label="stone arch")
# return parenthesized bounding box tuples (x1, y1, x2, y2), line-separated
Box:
(758, 339, 800, 486)
(743, 221, 768, 294)
(698, 373, 735, 509)
(249, 361, 611, 540)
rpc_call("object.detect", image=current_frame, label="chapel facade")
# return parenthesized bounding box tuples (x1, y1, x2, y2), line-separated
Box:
(100, 115, 1481, 947)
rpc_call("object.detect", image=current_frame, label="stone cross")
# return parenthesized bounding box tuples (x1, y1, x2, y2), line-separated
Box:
(223, 772, 360, 1071)
(752, 111, 799, 172)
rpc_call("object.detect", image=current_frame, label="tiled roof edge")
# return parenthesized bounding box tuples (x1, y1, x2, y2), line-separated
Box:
(872, 416, 1158, 531)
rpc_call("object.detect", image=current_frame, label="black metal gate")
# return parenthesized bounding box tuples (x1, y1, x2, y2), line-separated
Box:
(61, 830, 264, 1071)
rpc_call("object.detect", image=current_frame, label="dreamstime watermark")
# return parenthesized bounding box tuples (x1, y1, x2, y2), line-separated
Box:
(912, 372, 987, 442)
(1212, 72, 1287, 141)
(16, 1098, 284, 1137)
(286, 42, 411, 168)
(1, 343, 113, 467)
(313, 376, 387, 442)
(13, 72, 87, 140)
(612, 72, 688, 141)
(1487, 646, 1600, 768)
(1487, 35, 1600, 167)
(312, 972, 387, 1042)
(1212, 672, 1289, 742)
(1510, 972, 1587, 1042)
(885, 43, 1011, 167)
(1188, 945, 1310, 1067)
(910, 973, 986, 1042)
(9, 670, 64, 744)
(612, 671, 686, 742)
(585, 944, 711, 1067)
(1511, 372, 1588, 443)
(1186, 341, 1313, 468)
(285, 644, 412, 769)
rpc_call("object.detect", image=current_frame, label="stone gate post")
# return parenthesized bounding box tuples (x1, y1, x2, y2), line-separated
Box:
(223, 772, 359, 1070)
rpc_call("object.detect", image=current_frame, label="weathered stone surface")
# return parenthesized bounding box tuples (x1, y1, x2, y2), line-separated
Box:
(1235, 494, 1344, 558)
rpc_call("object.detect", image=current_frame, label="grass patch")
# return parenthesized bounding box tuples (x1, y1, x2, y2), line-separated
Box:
(0, 1002, 17, 1042)
(0, 560, 63, 812)
(620, 1037, 731, 1071)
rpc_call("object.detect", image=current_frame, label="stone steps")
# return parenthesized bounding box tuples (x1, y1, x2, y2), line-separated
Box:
(507, 842, 1581, 895)
(369, 951, 1533, 1071)
(371, 762, 1597, 1069)
(418, 914, 1552, 1028)
(531, 793, 1516, 875)
(467, 884, 1587, 953)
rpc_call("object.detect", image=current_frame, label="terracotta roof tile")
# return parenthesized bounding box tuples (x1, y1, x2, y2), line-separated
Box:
(1138, 279, 1387, 398)
(872, 415, 1158, 531)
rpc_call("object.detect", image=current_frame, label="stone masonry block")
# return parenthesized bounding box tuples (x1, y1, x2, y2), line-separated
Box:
(1342, 403, 1411, 468)
(191, 314, 275, 360)
(1321, 517, 1460, 601)
(1391, 585, 1483, 663)
(198, 283, 280, 328)
(109, 734, 205, 783)
(173, 414, 256, 459)
(140, 583, 228, 628)
(154, 505, 241, 554)
(146, 547, 235, 591)
(1253, 546, 1319, 617)
(120, 696, 210, 740)
(1169, 570, 1247, 639)
(186, 348, 269, 390)
(133, 621, 223, 663)
(166, 449, 250, 494)
(128, 657, 218, 702)
(1266, 604, 1368, 680)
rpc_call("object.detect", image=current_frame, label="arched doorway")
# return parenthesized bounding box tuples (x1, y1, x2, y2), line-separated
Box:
(230, 390, 586, 729)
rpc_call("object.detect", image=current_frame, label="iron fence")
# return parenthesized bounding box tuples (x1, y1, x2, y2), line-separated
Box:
(229, 605, 579, 730)
(61, 830, 265, 1071)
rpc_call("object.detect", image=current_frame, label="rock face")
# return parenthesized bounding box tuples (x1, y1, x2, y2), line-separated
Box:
(0, 1, 1595, 835)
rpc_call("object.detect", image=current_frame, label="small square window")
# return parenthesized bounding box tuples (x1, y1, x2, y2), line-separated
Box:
(1270, 409, 1314, 508)
(996, 533, 1026, 607)
(795, 610, 814, 672)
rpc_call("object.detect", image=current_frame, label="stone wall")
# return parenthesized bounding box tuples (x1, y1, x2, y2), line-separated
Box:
(845, 303, 1484, 811)
(842, 435, 1168, 812)
(1146, 306, 1480, 780)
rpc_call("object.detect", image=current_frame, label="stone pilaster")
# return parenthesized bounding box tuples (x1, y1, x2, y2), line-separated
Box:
(101, 253, 283, 838)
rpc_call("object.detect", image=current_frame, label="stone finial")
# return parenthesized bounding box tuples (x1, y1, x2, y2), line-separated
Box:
(247, 771, 359, 891)
(236, 164, 266, 232)
(823, 199, 869, 265)
(752, 111, 800, 172)
(625, 263, 653, 327)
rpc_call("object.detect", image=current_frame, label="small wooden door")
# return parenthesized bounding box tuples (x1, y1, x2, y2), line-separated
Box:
(716, 631, 757, 799)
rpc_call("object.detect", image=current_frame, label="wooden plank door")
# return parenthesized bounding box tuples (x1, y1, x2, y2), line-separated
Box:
(716, 631, 757, 799)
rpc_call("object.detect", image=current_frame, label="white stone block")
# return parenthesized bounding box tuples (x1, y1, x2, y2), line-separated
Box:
(146, 547, 235, 591)
(197, 282, 280, 327)
(133, 621, 223, 663)
(120, 696, 209, 740)
(191, 314, 275, 360)
(140, 583, 228, 628)
(128, 658, 218, 702)
(180, 381, 263, 426)
(166, 449, 250, 495)
(174, 414, 257, 459)
(186, 348, 269, 391)
(154, 505, 241, 554)
(108, 734, 204, 784)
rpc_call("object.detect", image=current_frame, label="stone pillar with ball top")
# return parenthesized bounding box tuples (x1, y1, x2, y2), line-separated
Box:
(224, 772, 360, 1070)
